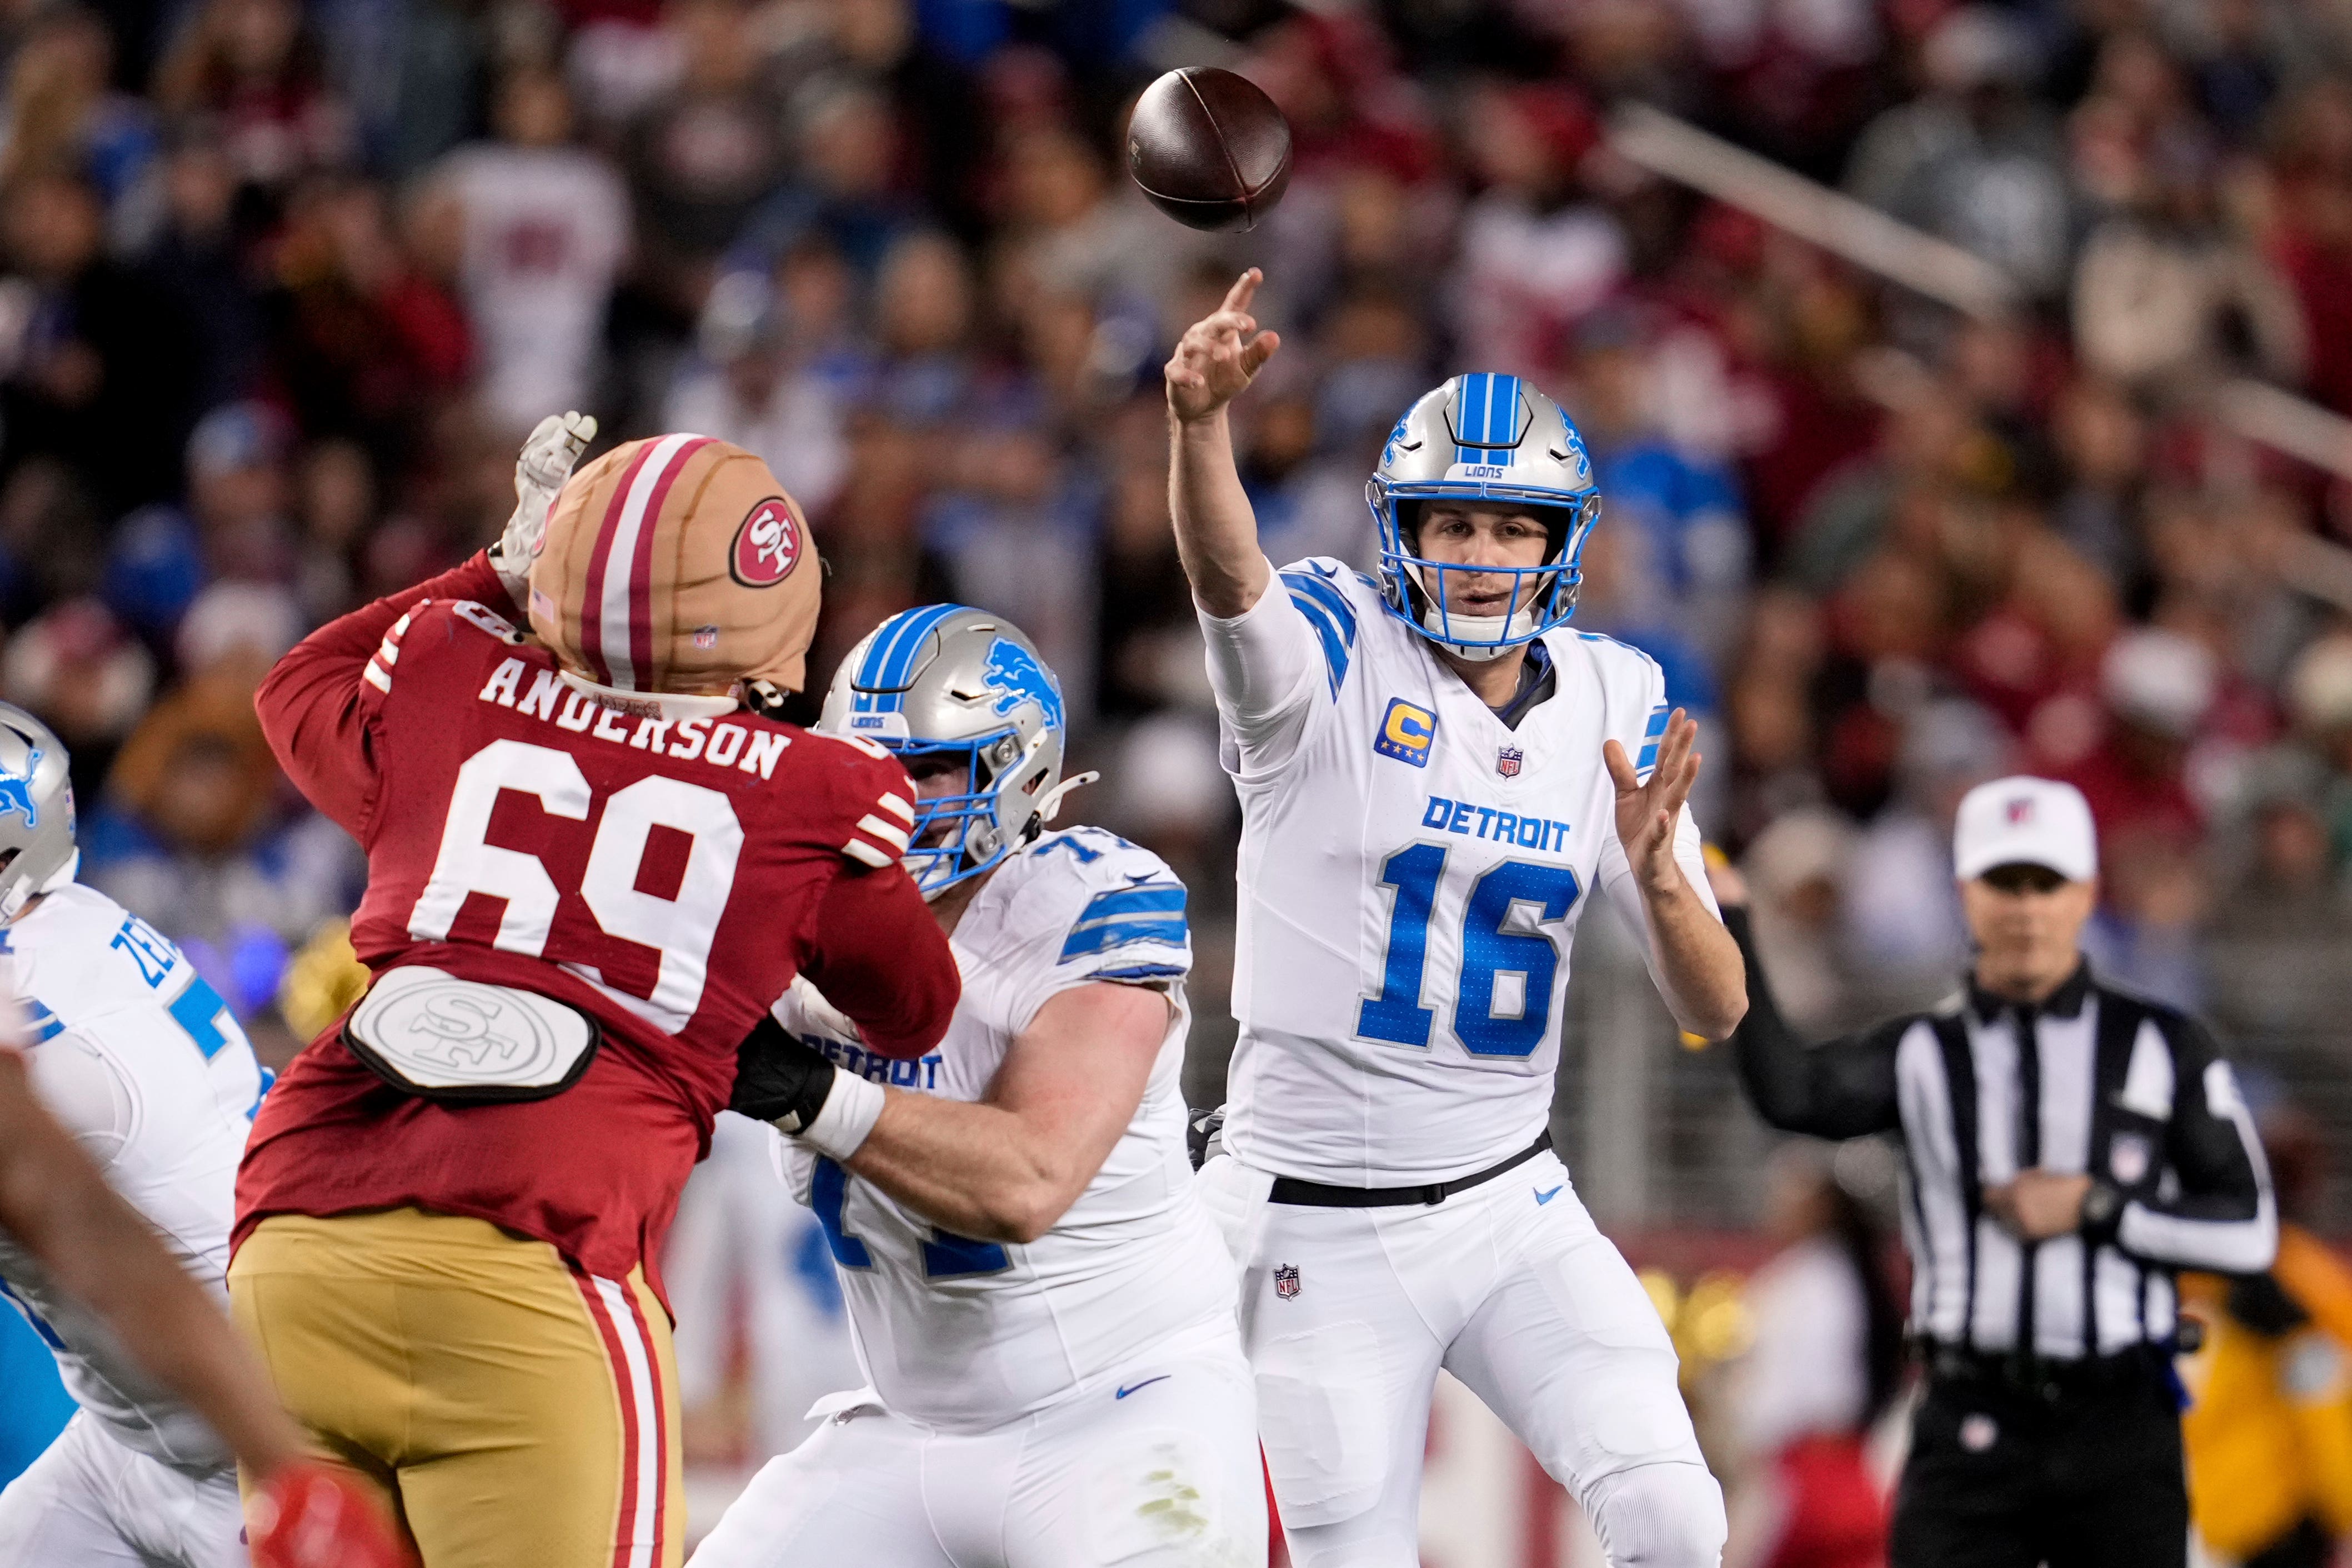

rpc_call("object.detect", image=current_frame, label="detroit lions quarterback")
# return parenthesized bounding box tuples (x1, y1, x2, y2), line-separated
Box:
(1168, 270, 1749, 1567)
(694, 607, 1264, 1568)
(0, 704, 269, 1568)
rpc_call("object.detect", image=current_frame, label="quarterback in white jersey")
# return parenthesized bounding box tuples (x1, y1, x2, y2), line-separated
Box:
(1168, 272, 1749, 1567)
(0, 706, 266, 1568)
(694, 607, 1263, 1568)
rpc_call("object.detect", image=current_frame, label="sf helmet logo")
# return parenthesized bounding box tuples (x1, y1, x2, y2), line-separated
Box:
(0, 749, 42, 829)
(2006, 796, 2036, 824)
(730, 498, 802, 587)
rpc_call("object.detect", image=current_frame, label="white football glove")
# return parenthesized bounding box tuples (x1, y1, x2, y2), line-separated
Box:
(491, 411, 597, 604)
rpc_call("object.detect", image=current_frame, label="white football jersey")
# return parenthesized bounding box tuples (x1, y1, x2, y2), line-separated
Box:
(1206, 557, 1718, 1186)
(0, 884, 262, 1472)
(773, 826, 1234, 1434)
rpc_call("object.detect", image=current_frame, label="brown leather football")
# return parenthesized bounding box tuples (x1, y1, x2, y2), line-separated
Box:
(1127, 68, 1293, 232)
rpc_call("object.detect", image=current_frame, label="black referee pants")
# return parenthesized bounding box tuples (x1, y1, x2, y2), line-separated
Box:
(1890, 1369, 2186, 1568)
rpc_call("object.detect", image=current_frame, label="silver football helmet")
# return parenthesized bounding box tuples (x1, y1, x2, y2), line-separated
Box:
(0, 704, 77, 923)
(1367, 372, 1603, 661)
(819, 606, 1087, 897)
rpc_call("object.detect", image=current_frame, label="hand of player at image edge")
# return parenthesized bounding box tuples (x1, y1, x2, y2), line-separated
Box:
(1164, 269, 1280, 425)
(246, 1463, 413, 1568)
(490, 410, 599, 607)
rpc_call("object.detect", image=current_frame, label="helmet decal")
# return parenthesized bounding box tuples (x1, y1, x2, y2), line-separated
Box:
(983, 637, 1064, 730)
(0, 748, 41, 829)
(730, 497, 802, 588)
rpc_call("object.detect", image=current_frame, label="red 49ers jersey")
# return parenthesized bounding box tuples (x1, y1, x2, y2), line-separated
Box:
(238, 554, 957, 1286)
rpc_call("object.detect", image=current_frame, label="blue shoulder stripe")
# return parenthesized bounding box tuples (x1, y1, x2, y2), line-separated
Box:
(1637, 701, 1670, 773)
(1091, 963, 1187, 980)
(1061, 881, 1189, 961)
(1280, 569, 1357, 643)
(1280, 575, 1352, 698)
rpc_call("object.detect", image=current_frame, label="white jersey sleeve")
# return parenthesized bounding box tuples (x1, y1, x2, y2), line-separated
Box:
(1200, 556, 1363, 779)
(957, 828, 1192, 1034)
(21, 1026, 134, 1164)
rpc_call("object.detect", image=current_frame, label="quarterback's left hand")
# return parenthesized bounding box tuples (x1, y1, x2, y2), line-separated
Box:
(1603, 708, 1702, 898)
(490, 411, 597, 607)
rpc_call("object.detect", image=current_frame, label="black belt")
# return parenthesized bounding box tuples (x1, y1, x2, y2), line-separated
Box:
(1921, 1341, 2173, 1403)
(1269, 1134, 1552, 1208)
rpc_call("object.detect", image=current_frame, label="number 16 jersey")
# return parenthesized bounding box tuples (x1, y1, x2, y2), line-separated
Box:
(1203, 558, 1719, 1187)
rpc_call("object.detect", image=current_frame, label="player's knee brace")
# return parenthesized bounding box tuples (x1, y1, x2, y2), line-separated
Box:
(1583, 1459, 1727, 1567)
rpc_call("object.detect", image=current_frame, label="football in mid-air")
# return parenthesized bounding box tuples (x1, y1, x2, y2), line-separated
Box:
(1127, 67, 1293, 232)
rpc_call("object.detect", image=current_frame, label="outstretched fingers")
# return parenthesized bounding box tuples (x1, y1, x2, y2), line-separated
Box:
(1602, 737, 1638, 795)
(1222, 268, 1263, 314)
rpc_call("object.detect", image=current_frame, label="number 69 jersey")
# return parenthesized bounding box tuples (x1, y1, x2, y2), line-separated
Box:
(238, 554, 958, 1291)
(1204, 558, 1720, 1186)
(769, 826, 1237, 1434)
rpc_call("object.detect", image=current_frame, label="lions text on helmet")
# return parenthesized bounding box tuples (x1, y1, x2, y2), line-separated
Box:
(526, 433, 820, 716)
(819, 608, 1095, 896)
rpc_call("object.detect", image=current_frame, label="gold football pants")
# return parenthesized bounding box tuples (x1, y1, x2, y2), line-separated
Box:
(228, 1207, 683, 1568)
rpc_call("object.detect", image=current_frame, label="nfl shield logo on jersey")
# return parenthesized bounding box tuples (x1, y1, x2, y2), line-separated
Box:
(1496, 745, 1523, 778)
(1274, 1264, 1302, 1300)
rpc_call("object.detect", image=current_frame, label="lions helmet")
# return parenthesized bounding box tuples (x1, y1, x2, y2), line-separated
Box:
(0, 704, 76, 923)
(529, 435, 819, 712)
(1366, 373, 1602, 660)
(819, 607, 1084, 897)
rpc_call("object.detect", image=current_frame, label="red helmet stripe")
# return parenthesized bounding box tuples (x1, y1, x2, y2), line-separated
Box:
(578, 439, 662, 685)
(626, 435, 714, 685)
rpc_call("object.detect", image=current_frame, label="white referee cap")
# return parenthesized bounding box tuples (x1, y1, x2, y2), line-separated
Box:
(1953, 775, 2098, 883)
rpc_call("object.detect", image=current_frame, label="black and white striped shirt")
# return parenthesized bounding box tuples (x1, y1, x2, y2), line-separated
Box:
(1726, 910, 2276, 1361)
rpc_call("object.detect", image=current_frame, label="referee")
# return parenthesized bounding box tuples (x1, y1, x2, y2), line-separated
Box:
(1715, 775, 2276, 1567)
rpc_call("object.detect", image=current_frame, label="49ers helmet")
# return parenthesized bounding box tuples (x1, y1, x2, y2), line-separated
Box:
(528, 434, 819, 704)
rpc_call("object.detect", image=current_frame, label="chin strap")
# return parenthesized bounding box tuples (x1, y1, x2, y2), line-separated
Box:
(1033, 771, 1099, 826)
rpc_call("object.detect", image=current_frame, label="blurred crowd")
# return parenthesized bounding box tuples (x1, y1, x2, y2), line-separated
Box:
(8, 0, 2352, 1125)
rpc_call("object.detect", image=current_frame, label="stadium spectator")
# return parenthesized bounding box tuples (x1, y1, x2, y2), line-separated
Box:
(429, 63, 628, 432)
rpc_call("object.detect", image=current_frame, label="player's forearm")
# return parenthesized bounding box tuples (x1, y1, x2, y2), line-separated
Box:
(0, 1057, 306, 1478)
(846, 1094, 1079, 1245)
(1169, 410, 1272, 617)
(1640, 875, 1747, 1040)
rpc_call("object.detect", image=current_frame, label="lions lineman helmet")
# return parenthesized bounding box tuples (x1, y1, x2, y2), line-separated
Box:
(0, 703, 76, 923)
(1367, 372, 1603, 660)
(820, 607, 1089, 896)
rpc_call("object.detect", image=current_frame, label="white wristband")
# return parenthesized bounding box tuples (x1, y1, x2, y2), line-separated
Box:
(794, 1067, 885, 1161)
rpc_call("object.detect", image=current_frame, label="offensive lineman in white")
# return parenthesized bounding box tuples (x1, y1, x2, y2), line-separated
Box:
(1170, 271, 1749, 1567)
(693, 607, 1263, 1568)
(0, 703, 269, 1568)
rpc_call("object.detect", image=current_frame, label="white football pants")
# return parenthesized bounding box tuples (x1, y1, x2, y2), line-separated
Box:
(0, 1411, 246, 1568)
(1196, 1148, 1725, 1568)
(689, 1324, 1267, 1568)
